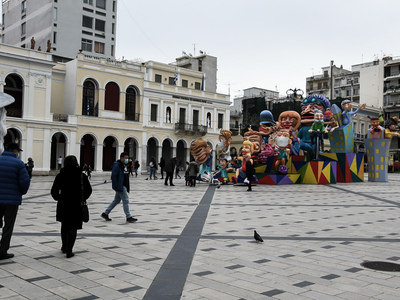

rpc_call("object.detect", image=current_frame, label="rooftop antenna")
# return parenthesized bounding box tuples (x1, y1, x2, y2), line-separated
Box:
(193, 43, 196, 56)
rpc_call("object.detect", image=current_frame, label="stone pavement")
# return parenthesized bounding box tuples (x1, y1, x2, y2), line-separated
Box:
(1, 173, 400, 299)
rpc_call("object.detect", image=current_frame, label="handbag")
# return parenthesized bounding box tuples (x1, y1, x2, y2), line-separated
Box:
(81, 174, 89, 223)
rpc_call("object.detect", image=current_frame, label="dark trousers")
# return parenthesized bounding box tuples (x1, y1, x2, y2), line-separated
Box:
(165, 172, 174, 185)
(0, 204, 19, 254)
(190, 176, 197, 187)
(61, 223, 77, 254)
(160, 168, 164, 179)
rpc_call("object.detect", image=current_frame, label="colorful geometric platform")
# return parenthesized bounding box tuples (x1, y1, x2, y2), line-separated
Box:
(364, 138, 391, 182)
(296, 161, 337, 184)
(319, 153, 364, 183)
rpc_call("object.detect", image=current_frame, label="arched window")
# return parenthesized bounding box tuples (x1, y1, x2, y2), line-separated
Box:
(207, 112, 212, 128)
(82, 80, 96, 116)
(125, 87, 137, 121)
(105, 82, 120, 111)
(166, 106, 171, 123)
(5, 74, 23, 118)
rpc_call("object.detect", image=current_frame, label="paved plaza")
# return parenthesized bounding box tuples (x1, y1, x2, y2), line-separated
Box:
(1, 172, 400, 299)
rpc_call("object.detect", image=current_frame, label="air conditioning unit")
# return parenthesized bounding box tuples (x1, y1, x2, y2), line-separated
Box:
(389, 102, 395, 106)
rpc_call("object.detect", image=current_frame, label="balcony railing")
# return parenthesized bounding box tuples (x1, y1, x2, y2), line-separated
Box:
(354, 133, 367, 141)
(53, 113, 68, 122)
(175, 123, 207, 135)
(125, 113, 140, 122)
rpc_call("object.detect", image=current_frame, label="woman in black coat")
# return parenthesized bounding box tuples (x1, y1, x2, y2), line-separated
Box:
(51, 155, 92, 258)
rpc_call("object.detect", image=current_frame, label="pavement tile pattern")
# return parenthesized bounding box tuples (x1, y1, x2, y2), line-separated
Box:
(1, 173, 400, 299)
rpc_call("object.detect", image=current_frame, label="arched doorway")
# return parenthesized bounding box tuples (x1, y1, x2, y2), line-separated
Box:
(162, 139, 172, 160)
(5, 74, 24, 118)
(103, 136, 117, 171)
(124, 137, 137, 159)
(147, 138, 158, 166)
(4, 128, 22, 145)
(80, 134, 96, 170)
(51, 132, 67, 170)
(176, 140, 186, 169)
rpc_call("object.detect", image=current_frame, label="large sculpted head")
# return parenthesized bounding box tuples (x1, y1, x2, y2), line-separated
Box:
(278, 111, 301, 131)
(243, 130, 263, 154)
(190, 138, 212, 164)
(300, 94, 331, 125)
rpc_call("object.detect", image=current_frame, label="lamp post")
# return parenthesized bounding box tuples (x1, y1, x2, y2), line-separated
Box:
(286, 88, 304, 111)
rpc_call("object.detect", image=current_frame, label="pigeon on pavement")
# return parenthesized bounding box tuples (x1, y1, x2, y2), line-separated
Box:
(254, 230, 264, 243)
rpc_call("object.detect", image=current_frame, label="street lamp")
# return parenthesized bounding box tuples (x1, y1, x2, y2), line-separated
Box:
(286, 88, 304, 111)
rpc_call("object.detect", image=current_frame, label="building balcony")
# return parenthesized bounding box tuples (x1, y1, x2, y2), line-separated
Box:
(354, 133, 367, 141)
(53, 113, 69, 122)
(175, 123, 207, 135)
(384, 72, 400, 81)
(125, 113, 140, 122)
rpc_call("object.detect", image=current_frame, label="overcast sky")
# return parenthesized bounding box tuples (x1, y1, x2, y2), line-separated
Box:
(115, 0, 400, 102)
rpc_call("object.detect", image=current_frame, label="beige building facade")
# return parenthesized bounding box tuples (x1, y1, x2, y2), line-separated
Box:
(1, 44, 230, 174)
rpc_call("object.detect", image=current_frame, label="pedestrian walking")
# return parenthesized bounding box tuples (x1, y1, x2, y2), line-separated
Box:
(25, 157, 34, 178)
(0, 143, 31, 260)
(128, 159, 134, 176)
(149, 156, 157, 180)
(101, 152, 137, 223)
(175, 160, 181, 179)
(57, 156, 63, 170)
(164, 157, 176, 186)
(133, 159, 140, 177)
(187, 160, 199, 187)
(86, 165, 92, 180)
(159, 157, 165, 179)
(51, 155, 92, 258)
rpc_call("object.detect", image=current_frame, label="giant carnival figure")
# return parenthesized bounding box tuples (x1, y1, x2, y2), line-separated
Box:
(217, 129, 232, 161)
(277, 110, 301, 155)
(232, 141, 255, 185)
(0, 92, 16, 155)
(189, 138, 213, 182)
(308, 109, 325, 153)
(243, 130, 264, 156)
(259, 110, 278, 145)
(297, 94, 331, 155)
(384, 116, 399, 139)
(274, 129, 292, 174)
(340, 100, 366, 126)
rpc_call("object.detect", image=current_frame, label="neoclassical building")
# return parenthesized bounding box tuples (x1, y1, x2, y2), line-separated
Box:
(1, 44, 230, 173)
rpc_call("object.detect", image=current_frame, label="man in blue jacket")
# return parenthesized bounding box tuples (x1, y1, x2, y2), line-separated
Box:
(101, 152, 137, 223)
(0, 143, 31, 260)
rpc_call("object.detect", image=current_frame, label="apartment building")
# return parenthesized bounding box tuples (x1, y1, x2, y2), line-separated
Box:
(2, 0, 117, 61)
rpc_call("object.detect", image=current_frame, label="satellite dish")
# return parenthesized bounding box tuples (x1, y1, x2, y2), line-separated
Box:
(0, 92, 15, 108)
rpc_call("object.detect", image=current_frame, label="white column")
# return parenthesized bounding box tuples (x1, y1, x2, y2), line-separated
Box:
(172, 146, 177, 158)
(160, 99, 164, 127)
(69, 130, 77, 157)
(42, 128, 51, 171)
(137, 144, 143, 174)
(95, 143, 103, 172)
(25, 127, 34, 161)
(45, 75, 52, 121)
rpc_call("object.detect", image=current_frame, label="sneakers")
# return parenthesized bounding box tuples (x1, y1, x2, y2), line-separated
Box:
(0, 253, 14, 260)
(127, 217, 138, 223)
(101, 213, 112, 221)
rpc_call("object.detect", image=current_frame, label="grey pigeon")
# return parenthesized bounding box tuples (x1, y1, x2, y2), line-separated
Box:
(104, 180, 107, 183)
(254, 230, 264, 243)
